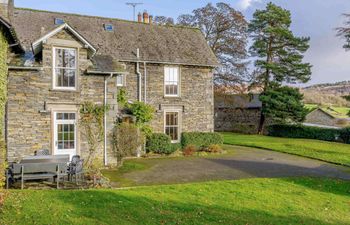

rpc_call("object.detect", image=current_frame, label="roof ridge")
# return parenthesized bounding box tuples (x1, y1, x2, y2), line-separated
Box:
(14, 7, 200, 31)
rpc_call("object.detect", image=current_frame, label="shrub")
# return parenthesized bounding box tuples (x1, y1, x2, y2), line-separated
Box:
(204, 144, 223, 153)
(183, 145, 197, 157)
(113, 123, 145, 162)
(146, 133, 177, 154)
(267, 124, 349, 143)
(340, 127, 350, 144)
(129, 101, 155, 125)
(181, 132, 223, 149)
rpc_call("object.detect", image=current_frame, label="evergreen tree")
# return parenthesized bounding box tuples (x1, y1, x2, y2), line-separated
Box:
(260, 86, 308, 124)
(249, 3, 312, 133)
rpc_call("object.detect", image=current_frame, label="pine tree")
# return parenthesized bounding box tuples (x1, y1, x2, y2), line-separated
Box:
(249, 3, 312, 133)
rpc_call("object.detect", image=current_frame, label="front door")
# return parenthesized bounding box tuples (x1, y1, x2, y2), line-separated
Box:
(53, 112, 77, 159)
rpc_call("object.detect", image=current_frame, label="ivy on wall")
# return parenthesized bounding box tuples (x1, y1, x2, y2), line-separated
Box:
(0, 29, 8, 188)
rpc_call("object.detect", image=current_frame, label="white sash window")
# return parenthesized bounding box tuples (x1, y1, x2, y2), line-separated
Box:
(164, 66, 180, 97)
(53, 47, 77, 90)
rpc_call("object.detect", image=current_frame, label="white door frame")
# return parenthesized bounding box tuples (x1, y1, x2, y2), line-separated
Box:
(53, 111, 77, 159)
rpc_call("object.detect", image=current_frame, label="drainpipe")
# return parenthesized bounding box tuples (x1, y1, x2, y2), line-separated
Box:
(104, 73, 114, 166)
(136, 48, 142, 101)
(144, 62, 147, 103)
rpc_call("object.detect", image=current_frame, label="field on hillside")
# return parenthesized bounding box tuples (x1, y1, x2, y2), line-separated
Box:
(305, 104, 350, 118)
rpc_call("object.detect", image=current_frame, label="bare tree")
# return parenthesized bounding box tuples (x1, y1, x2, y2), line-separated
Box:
(177, 3, 249, 92)
(337, 14, 350, 50)
(153, 16, 175, 25)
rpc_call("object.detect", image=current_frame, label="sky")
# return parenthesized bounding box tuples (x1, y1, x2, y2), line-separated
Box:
(15, 0, 350, 85)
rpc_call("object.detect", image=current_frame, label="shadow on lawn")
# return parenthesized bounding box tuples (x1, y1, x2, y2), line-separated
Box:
(207, 158, 350, 196)
(12, 190, 343, 225)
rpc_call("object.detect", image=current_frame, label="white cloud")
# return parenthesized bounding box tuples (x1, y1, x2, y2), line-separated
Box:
(237, 0, 262, 10)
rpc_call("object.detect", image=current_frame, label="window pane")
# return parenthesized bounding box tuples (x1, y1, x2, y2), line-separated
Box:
(57, 113, 63, 120)
(56, 48, 76, 68)
(69, 113, 75, 120)
(58, 141, 64, 150)
(116, 75, 124, 86)
(55, 69, 76, 88)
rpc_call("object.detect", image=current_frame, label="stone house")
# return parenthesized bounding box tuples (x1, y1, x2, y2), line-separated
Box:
(304, 108, 349, 128)
(0, 1, 218, 164)
(214, 94, 262, 134)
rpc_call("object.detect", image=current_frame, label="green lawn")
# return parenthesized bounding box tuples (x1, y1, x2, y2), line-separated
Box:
(223, 133, 350, 166)
(1, 178, 350, 225)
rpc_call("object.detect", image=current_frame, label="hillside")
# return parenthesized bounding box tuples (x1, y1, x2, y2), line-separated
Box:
(302, 81, 350, 107)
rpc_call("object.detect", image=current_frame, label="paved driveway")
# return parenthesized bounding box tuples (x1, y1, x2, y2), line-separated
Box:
(124, 146, 350, 186)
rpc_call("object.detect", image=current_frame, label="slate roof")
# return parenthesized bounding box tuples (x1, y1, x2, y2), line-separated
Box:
(215, 94, 262, 109)
(89, 55, 127, 73)
(11, 8, 219, 67)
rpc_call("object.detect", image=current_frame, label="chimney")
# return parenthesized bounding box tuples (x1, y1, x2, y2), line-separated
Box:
(137, 12, 142, 23)
(143, 11, 149, 24)
(149, 15, 153, 24)
(0, 0, 14, 22)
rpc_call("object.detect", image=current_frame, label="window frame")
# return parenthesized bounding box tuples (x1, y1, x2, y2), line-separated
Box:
(116, 74, 125, 87)
(52, 47, 78, 91)
(164, 110, 182, 143)
(164, 66, 180, 97)
(53, 111, 77, 156)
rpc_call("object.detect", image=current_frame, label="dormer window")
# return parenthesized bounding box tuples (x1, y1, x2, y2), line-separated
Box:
(53, 47, 77, 90)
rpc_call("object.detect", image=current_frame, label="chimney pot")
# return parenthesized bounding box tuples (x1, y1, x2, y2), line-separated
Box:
(143, 11, 149, 24)
(137, 12, 142, 23)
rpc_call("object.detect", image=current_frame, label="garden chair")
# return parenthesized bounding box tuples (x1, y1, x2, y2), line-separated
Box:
(68, 155, 84, 184)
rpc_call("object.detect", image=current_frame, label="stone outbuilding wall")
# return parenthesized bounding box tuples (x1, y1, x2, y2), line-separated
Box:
(305, 109, 339, 127)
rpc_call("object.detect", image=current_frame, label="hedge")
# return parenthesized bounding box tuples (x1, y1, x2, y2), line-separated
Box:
(267, 124, 350, 144)
(181, 132, 223, 148)
(146, 133, 178, 154)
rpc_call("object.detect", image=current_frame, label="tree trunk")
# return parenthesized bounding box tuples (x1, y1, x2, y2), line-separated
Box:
(257, 110, 265, 134)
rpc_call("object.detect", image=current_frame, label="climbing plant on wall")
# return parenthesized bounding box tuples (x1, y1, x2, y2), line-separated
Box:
(0, 29, 7, 189)
(80, 102, 109, 170)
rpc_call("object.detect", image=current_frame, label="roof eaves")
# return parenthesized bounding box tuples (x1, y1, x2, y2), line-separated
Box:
(119, 59, 220, 68)
(0, 16, 24, 52)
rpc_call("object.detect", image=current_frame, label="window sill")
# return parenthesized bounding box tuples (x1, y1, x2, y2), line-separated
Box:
(50, 88, 80, 93)
(163, 96, 182, 100)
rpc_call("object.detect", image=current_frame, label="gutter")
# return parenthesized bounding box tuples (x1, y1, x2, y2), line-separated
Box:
(136, 48, 142, 101)
(119, 59, 220, 68)
(86, 70, 128, 75)
(144, 62, 147, 103)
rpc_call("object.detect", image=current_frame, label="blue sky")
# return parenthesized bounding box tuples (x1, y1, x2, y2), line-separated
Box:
(16, 0, 350, 85)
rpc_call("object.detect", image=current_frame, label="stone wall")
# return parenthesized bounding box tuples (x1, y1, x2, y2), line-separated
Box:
(215, 108, 261, 134)
(0, 29, 8, 185)
(122, 63, 214, 133)
(7, 29, 118, 163)
(6, 29, 215, 163)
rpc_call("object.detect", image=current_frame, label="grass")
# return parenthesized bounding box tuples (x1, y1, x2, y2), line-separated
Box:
(101, 160, 153, 187)
(1, 178, 349, 224)
(222, 133, 350, 166)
